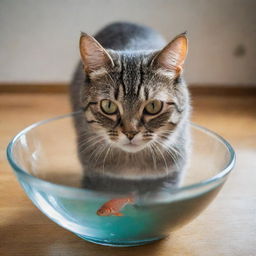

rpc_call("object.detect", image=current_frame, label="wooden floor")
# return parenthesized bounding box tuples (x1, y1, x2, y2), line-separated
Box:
(0, 91, 256, 256)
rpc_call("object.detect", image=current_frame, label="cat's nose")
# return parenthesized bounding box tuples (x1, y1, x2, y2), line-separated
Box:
(122, 131, 138, 140)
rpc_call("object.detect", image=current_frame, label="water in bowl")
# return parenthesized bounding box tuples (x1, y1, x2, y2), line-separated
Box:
(18, 172, 224, 246)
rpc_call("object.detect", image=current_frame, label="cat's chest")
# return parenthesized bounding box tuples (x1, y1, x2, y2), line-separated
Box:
(85, 149, 182, 180)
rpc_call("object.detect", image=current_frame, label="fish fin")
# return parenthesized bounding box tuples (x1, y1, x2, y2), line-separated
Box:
(113, 212, 123, 216)
(128, 196, 135, 204)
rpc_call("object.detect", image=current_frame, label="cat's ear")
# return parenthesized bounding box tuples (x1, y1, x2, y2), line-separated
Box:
(79, 33, 114, 74)
(152, 33, 188, 76)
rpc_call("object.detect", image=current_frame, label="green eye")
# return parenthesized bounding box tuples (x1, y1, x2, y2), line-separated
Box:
(144, 100, 163, 115)
(100, 99, 118, 115)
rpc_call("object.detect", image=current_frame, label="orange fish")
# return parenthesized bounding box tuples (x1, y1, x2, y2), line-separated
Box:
(97, 196, 135, 216)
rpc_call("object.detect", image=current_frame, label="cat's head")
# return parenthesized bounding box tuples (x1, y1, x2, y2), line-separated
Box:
(79, 33, 189, 153)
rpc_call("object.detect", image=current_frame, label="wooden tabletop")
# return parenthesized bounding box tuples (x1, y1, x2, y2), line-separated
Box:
(0, 91, 255, 256)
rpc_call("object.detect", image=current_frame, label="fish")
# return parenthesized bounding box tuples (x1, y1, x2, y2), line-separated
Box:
(96, 196, 135, 216)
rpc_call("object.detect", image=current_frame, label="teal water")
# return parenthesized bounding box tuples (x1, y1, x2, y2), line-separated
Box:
(19, 178, 223, 246)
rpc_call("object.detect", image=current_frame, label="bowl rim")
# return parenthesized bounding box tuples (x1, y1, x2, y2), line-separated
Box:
(6, 111, 236, 194)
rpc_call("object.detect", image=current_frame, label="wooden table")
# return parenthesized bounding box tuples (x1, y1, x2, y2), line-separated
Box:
(0, 91, 255, 256)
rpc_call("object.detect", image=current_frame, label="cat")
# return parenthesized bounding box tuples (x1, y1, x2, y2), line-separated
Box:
(70, 22, 190, 194)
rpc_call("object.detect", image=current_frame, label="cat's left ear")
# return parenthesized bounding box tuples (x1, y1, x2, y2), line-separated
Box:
(152, 33, 188, 76)
(79, 33, 114, 74)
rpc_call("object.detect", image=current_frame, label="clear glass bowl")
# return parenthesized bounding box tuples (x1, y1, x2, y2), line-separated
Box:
(6, 112, 235, 247)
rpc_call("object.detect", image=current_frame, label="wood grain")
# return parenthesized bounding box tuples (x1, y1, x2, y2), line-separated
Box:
(0, 91, 256, 256)
(0, 83, 69, 93)
(1, 83, 256, 96)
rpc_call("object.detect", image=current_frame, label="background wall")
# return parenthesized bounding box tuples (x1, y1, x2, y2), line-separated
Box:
(0, 0, 256, 86)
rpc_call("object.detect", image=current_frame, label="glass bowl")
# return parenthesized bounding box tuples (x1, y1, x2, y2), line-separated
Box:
(6, 112, 235, 247)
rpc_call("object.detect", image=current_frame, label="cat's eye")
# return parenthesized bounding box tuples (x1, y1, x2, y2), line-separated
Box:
(144, 100, 163, 115)
(100, 99, 118, 115)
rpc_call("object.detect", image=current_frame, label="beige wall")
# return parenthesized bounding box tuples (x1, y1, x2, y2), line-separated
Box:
(0, 0, 256, 85)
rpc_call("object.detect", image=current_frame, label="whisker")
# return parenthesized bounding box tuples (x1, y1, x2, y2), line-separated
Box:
(157, 134, 185, 160)
(155, 137, 183, 169)
(78, 134, 103, 145)
(78, 135, 104, 152)
(169, 146, 185, 161)
(79, 138, 105, 154)
(88, 146, 104, 163)
(152, 141, 169, 175)
(102, 143, 113, 174)
(93, 143, 109, 164)
(148, 143, 157, 170)
(165, 149, 180, 165)
(156, 136, 185, 165)
(78, 131, 103, 141)
(79, 138, 105, 155)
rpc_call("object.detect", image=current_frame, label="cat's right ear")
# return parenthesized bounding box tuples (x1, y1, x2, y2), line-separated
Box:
(79, 33, 114, 74)
(151, 33, 188, 77)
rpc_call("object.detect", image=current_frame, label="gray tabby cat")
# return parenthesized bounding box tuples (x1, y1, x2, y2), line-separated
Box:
(70, 22, 190, 193)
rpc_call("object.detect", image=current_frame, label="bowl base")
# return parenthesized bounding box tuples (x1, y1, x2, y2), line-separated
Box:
(75, 233, 166, 247)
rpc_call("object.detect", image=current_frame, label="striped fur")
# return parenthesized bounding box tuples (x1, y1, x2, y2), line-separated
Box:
(70, 22, 190, 185)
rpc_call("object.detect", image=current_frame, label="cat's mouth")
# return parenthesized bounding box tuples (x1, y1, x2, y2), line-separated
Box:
(119, 141, 147, 153)
(124, 142, 139, 147)
(111, 133, 149, 153)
